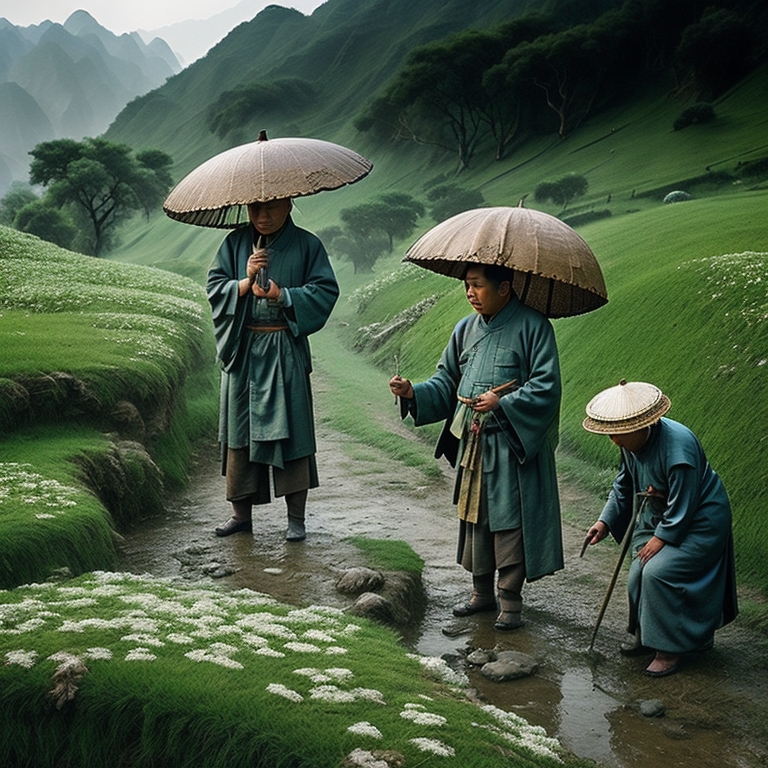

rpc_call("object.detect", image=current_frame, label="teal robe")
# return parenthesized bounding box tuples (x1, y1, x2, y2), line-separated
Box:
(206, 217, 338, 470)
(599, 418, 738, 653)
(407, 296, 564, 582)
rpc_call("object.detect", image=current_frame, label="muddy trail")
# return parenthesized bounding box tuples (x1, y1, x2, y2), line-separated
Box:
(118, 417, 768, 768)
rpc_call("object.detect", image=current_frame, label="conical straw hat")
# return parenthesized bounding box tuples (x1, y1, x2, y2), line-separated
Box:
(582, 379, 671, 434)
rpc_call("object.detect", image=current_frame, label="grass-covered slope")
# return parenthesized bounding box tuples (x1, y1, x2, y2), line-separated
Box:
(348, 190, 768, 598)
(0, 572, 589, 768)
(0, 226, 218, 588)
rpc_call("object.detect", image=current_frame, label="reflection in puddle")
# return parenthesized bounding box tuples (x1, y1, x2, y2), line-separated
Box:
(557, 667, 616, 765)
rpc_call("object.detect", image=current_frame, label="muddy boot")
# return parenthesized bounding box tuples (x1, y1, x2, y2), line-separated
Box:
(452, 573, 496, 617)
(215, 499, 253, 537)
(494, 564, 524, 631)
(285, 490, 307, 542)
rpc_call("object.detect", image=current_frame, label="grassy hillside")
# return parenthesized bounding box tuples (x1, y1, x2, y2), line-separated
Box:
(100, 1, 768, 604)
(0, 226, 218, 588)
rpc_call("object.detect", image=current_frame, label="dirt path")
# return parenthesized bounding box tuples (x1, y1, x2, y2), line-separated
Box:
(119, 422, 768, 768)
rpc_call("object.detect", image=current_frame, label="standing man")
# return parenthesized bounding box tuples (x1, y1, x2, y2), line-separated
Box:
(390, 263, 563, 630)
(207, 198, 338, 541)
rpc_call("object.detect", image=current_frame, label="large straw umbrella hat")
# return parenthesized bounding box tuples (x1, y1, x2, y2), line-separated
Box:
(404, 205, 607, 318)
(163, 130, 373, 228)
(582, 379, 671, 434)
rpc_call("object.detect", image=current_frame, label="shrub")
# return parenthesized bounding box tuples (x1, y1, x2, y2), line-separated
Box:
(673, 103, 715, 131)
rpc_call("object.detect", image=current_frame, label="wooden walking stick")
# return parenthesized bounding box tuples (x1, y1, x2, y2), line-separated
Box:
(587, 493, 648, 651)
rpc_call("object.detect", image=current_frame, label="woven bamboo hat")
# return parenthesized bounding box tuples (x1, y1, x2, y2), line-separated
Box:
(403, 205, 608, 318)
(582, 379, 671, 434)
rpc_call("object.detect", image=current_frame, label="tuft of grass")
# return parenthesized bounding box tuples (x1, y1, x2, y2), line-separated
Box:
(349, 538, 425, 574)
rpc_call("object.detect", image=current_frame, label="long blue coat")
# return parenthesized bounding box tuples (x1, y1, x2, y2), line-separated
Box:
(206, 217, 338, 469)
(408, 296, 564, 582)
(599, 418, 738, 653)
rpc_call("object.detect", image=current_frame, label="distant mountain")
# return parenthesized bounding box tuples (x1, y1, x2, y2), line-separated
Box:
(0, 11, 181, 195)
(107, 0, 547, 177)
(137, 0, 290, 67)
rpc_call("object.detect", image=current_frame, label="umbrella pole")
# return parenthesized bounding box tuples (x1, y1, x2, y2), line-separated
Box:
(588, 495, 646, 651)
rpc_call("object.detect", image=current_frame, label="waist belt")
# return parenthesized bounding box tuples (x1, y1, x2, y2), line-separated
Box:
(246, 323, 289, 333)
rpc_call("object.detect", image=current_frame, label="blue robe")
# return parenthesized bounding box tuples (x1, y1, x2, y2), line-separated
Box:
(599, 418, 738, 653)
(407, 296, 564, 582)
(206, 217, 338, 470)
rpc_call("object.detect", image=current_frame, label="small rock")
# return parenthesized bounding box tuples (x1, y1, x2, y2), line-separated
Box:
(336, 567, 385, 595)
(466, 648, 496, 666)
(350, 592, 396, 624)
(46, 567, 74, 583)
(639, 699, 666, 718)
(263, 567, 283, 575)
(441, 618, 473, 637)
(480, 651, 538, 682)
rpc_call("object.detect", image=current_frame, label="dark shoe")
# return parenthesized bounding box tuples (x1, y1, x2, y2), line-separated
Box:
(452, 598, 497, 617)
(215, 517, 252, 537)
(494, 611, 524, 631)
(286, 518, 306, 542)
(644, 653, 680, 677)
(644, 662, 680, 678)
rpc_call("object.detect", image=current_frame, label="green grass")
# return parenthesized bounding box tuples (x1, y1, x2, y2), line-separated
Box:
(0, 572, 586, 768)
(0, 226, 220, 585)
(349, 538, 425, 574)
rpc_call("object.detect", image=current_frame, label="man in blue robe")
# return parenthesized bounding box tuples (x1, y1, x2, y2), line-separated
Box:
(390, 264, 564, 630)
(206, 199, 338, 541)
(583, 380, 738, 676)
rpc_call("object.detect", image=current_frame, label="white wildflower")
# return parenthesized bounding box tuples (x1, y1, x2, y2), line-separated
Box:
(266, 683, 303, 703)
(121, 633, 165, 647)
(5, 649, 37, 668)
(409, 737, 455, 757)
(125, 648, 157, 662)
(284, 641, 321, 653)
(166, 633, 195, 645)
(254, 647, 284, 658)
(310, 685, 356, 703)
(324, 646, 348, 655)
(84, 647, 113, 661)
(347, 722, 383, 739)
(400, 708, 447, 727)
(351, 688, 386, 705)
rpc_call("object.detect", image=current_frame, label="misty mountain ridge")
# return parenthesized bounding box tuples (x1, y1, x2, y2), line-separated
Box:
(137, 0, 292, 67)
(0, 10, 182, 195)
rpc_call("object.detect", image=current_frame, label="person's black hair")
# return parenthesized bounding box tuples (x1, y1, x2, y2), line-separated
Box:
(463, 263, 516, 290)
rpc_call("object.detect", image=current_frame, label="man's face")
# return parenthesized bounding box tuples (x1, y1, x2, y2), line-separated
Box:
(464, 266, 510, 317)
(248, 199, 292, 235)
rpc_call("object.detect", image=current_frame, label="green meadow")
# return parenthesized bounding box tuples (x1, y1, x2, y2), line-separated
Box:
(1, 15, 767, 766)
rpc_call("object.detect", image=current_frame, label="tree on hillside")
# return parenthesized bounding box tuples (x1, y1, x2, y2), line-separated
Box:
(319, 224, 389, 275)
(29, 138, 173, 256)
(358, 29, 510, 169)
(14, 200, 77, 249)
(534, 173, 588, 210)
(674, 8, 756, 99)
(426, 184, 485, 223)
(480, 15, 557, 160)
(206, 78, 317, 139)
(320, 192, 424, 272)
(0, 183, 38, 226)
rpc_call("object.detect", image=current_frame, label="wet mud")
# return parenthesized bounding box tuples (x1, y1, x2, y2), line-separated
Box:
(118, 426, 768, 768)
